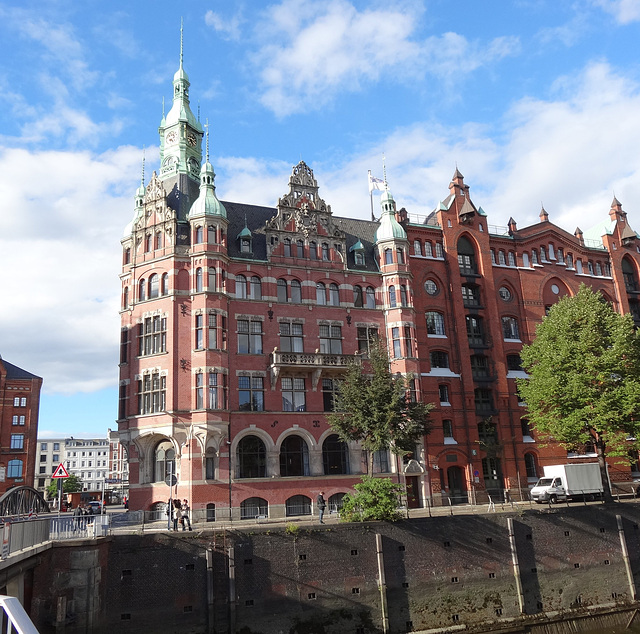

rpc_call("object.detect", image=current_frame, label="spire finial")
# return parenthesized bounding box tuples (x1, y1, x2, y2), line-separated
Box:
(205, 119, 210, 162)
(180, 17, 184, 69)
(162, 96, 165, 117)
(382, 153, 388, 190)
(197, 101, 200, 122)
(141, 146, 146, 186)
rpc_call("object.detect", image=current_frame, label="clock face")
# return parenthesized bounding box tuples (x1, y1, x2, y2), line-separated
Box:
(187, 133, 197, 147)
(166, 131, 178, 145)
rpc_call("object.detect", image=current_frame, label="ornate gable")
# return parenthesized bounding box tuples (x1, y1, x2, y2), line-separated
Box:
(266, 161, 346, 259)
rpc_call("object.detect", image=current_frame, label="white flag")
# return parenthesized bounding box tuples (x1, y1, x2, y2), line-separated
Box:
(368, 172, 385, 193)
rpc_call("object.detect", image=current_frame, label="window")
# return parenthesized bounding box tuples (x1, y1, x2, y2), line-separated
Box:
(531, 249, 538, 265)
(309, 241, 317, 259)
(291, 280, 302, 303)
(161, 273, 169, 295)
(392, 327, 401, 358)
(354, 251, 365, 266)
(329, 283, 340, 306)
(240, 497, 268, 518)
(249, 276, 262, 300)
(443, 420, 454, 439)
(414, 240, 422, 256)
(196, 373, 226, 410)
(323, 435, 349, 474)
(149, 274, 159, 298)
(424, 280, 438, 296)
(10, 435, 24, 450)
(439, 384, 450, 404)
(588, 261, 594, 275)
(138, 278, 146, 301)
(596, 262, 602, 276)
(144, 234, 152, 252)
(296, 240, 304, 258)
(153, 440, 175, 482)
(286, 495, 312, 517)
(502, 317, 520, 340)
(279, 322, 303, 352)
(40, 443, 47, 451)
(208, 225, 216, 244)
(397, 248, 405, 264)
(557, 248, 564, 263)
(388, 285, 397, 308)
(424, 242, 433, 257)
(457, 236, 476, 274)
(521, 418, 532, 438)
(461, 284, 480, 307)
(7, 460, 22, 479)
(195, 314, 204, 349)
(426, 312, 445, 336)
(435, 242, 444, 258)
(405, 326, 414, 357)
(277, 279, 288, 303)
(194, 226, 204, 244)
(195, 268, 203, 292)
(208, 313, 227, 350)
(316, 282, 327, 305)
(566, 253, 574, 269)
(238, 376, 264, 411)
(235, 275, 247, 299)
(471, 355, 490, 379)
(524, 453, 537, 478)
(240, 237, 251, 253)
(282, 378, 306, 411)
(237, 437, 266, 478)
(322, 378, 341, 411)
(507, 354, 522, 371)
(498, 286, 512, 301)
(540, 246, 547, 262)
(280, 435, 309, 476)
(353, 285, 364, 307)
(138, 372, 166, 414)
(474, 388, 493, 413)
(365, 286, 376, 308)
(124, 248, 131, 264)
(466, 315, 484, 346)
(283, 238, 292, 257)
(498, 250, 506, 265)
(623, 259, 637, 291)
(123, 287, 129, 309)
(322, 243, 330, 261)
(430, 351, 449, 368)
(508, 252, 516, 267)
(237, 319, 263, 354)
(138, 316, 166, 356)
(319, 324, 342, 354)
(400, 285, 408, 306)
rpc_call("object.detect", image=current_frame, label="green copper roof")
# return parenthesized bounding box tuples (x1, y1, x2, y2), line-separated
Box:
(189, 161, 226, 219)
(237, 225, 252, 239)
(375, 188, 407, 242)
(349, 239, 364, 252)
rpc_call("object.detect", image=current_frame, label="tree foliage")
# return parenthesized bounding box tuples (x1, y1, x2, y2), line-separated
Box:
(327, 340, 433, 473)
(340, 476, 404, 522)
(46, 474, 83, 498)
(518, 284, 640, 500)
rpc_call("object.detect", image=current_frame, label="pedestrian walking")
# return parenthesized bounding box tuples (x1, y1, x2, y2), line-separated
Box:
(181, 499, 192, 531)
(172, 499, 181, 531)
(73, 504, 83, 530)
(316, 491, 326, 524)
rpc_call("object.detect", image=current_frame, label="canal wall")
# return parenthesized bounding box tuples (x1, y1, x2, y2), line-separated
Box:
(25, 504, 640, 633)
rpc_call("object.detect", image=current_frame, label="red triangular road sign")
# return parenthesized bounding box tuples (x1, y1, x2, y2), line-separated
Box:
(52, 463, 69, 479)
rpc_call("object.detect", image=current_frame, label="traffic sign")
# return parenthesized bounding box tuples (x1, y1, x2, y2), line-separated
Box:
(165, 474, 177, 487)
(52, 463, 69, 479)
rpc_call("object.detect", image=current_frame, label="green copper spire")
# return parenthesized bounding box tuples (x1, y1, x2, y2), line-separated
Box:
(189, 119, 226, 219)
(374, 184, 407, 243)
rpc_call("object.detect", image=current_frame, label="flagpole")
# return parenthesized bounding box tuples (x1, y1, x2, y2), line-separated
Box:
(368, 170, 375, 221)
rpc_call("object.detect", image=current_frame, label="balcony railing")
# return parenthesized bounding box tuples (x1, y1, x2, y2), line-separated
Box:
(269, 351, 361, 388)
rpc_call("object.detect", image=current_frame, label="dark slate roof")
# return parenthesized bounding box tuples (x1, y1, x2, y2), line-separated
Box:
(222, 201, 381, 272)
(1, 359, 41, 380)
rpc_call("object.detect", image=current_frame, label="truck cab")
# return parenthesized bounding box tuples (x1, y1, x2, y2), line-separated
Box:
(530, 476, 567, 503)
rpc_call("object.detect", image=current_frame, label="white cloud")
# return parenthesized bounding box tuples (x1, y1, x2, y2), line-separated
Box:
(591, 0, 640, 23)
(251, 0, 519, 117)
(205, 9, 244, 41)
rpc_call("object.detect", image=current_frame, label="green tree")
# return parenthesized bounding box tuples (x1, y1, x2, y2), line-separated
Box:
(46, 474, 83, 499)
(518, 284, 640, 501)
(327, 340, 433, 474)
(340, 476, 404, 522)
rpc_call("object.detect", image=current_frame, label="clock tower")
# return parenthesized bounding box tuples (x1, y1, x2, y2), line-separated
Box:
(158, 23, 204, 219)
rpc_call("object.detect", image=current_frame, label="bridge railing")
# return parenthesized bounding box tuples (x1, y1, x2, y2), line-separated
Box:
(0, 595, 39, 633)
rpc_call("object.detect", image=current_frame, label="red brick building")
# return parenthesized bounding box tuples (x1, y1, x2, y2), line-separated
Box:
(118, 55, 640, 518)
(0, 357, 42, 494)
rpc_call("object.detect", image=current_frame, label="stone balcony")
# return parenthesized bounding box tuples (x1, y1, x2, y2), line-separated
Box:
(269, 350, 361, 388)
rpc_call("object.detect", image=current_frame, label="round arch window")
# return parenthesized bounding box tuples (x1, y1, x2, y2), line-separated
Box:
(498, 286, 512, 301)
(424, 280, 439, 296)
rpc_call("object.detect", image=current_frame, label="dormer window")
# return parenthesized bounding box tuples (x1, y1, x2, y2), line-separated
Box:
(240, 238, 251, 253)
(355, 251, 364, 266)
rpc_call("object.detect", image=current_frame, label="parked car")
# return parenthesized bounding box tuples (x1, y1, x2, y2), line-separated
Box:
(88, 501, 104, 514)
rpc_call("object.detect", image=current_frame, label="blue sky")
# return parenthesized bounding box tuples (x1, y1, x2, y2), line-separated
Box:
(2, 0, 640, 438)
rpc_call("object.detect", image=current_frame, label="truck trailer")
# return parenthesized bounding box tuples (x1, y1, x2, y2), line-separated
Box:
(530, 463, 603, 503)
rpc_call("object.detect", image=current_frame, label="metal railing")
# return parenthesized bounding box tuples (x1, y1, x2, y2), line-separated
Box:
(0, 595, 39, 633)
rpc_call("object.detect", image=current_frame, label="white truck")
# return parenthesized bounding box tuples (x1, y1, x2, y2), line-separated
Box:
(530, 463, 603, 504)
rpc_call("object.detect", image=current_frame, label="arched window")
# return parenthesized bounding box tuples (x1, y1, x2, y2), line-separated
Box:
(424, 242, 433, 257)
(195, 268, 203, 292)
(208, 225, 216, 244)
(280, 435, 310, 476)
(291, 279, 302, 303)
(309, 241, 318, 260)
(400, 285, 408, 306)
(353, 285, 363, 307)
(138, 279, 146, 302)
(457, 236, 476, 274)
(388, 285, 397, 308)
(123, 287, 129, 309)
(397, 248, 405, 264)
(366, 286, 376, 308)
(124, 248, 131, 265)
(414, 240, 422, 256)
(145, 234, 152, 252)
(154, 440, 175, 483)
(355, 251, 365, 266)
(329, 283, 340, 306)
(235, 274, 247, 299)
(283, 238, 292, 257)
(508, 252, 516, 267)
(194, 226, 204, 244)
(296, 240, 304, 258)
(249, 276, 262, 300)
(208, 269, 215, 291)
(623, 258, 638, 291)
(240, 497, 268, 520)
(161, 273, 169, 295)
(384, 249, 393, 265)
(502, 316, 520, 340)
(148, 274, 159, 299)
(329, 492, 346, 513)
(155, 231, 162, 249)
(7, 459, 22, 478)
(524, 453, 538, 479)
(531, 249, 539, 265)
(323, 434, 349, 475)
(316, 282, 327, 305)
(277, 278, 288, 303)
(285, 495, 312, 517)
(236, 436, 266, 478)
(322, 243, 330, 261)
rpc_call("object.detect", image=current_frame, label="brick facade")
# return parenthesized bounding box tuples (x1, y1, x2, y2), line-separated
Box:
(118, 56, 640, 517)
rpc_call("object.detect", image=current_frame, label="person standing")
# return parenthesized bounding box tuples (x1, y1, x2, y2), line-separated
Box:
(172, 499, 181, 531)
(316, 492, 326, 524)
(181, 499, 193, 531)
